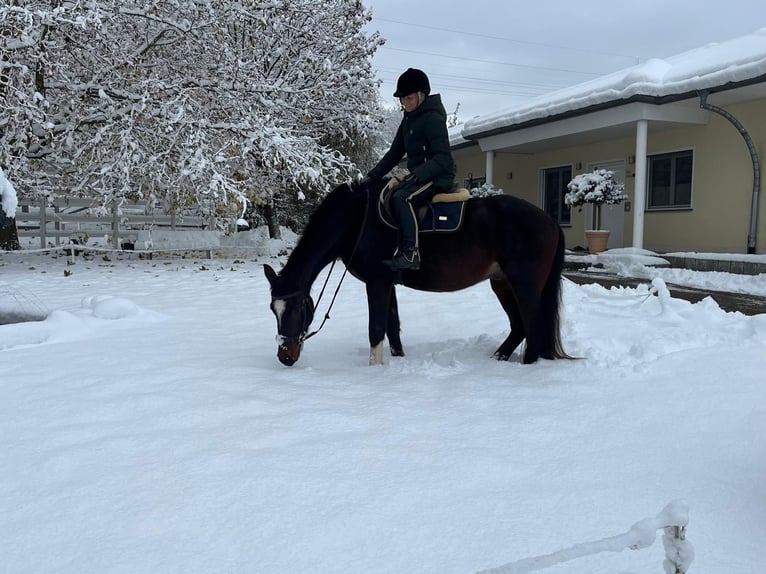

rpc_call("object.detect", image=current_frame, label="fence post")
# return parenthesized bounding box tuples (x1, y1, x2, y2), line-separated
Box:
(39, 197, 47, 249)
(112, 199, 119, 249)
(663, 524, 692, 574)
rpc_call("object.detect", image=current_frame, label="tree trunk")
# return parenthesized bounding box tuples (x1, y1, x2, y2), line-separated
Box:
(0, 219, 21, 251)
(264, 200, 281, 240)
(594, 204, 602, 231)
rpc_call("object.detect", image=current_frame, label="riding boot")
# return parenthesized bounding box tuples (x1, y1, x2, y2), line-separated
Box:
(388, 246, 420, 270)
(386, 190, 420, 271)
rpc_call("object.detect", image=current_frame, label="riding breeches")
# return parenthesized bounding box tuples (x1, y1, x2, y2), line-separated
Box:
(389, 179, 435, 250)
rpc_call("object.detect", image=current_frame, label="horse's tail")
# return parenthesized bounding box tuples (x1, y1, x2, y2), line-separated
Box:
(540, 224, 572, 360)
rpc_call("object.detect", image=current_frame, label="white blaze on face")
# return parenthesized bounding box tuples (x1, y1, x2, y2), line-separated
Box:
(272, 299, 286, 330)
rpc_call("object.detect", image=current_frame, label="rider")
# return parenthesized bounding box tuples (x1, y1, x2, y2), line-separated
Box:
(368, 68, 456, 271)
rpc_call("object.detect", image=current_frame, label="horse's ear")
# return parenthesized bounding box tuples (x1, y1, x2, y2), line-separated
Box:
(263, 263, 278, 286)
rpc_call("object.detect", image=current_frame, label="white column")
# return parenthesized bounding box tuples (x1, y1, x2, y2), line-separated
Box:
(485, 151, 495, 187)
(633, 119, 648, 249)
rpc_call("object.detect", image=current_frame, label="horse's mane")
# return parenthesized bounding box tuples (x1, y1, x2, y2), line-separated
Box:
(295, 182, 357, 240)
(277, 181, 364, 286)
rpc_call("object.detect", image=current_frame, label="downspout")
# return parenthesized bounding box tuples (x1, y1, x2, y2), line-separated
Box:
(698, 91, 761, 254)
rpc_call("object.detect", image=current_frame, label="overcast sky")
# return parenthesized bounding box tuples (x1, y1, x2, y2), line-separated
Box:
(364, 0, 765, 122)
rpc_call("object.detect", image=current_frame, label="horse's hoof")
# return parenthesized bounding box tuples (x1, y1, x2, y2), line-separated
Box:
(390, 347, 405, 357)
(493, 352, 510, 361)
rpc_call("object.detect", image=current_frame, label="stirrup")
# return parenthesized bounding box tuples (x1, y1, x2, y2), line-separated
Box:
(385, 248, 420, 271)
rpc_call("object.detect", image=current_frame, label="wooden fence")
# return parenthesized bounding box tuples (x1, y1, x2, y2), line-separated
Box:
(15, 197, 214, 249)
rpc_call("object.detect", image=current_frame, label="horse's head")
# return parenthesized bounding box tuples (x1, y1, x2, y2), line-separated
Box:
(264, 264, 315, 366)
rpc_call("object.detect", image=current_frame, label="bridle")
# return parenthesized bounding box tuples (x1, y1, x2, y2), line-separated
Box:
(273, 289, 316, 347)
(271, 262, 344, 348)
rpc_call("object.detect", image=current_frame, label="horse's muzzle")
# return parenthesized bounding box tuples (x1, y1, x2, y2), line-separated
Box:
(277, 340, 302, 366)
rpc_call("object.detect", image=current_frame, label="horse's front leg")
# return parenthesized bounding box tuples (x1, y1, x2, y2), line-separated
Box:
(366, 281, 394, 365)
(387, 287, 405, 357)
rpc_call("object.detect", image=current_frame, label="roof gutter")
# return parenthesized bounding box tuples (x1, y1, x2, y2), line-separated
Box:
(698, 90, 761, 254)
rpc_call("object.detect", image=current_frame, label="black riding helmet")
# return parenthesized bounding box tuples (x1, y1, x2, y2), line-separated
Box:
(393, 68, 431, 98)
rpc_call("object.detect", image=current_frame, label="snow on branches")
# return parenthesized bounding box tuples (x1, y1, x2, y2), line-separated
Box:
(0, 0, 384, 229)
(0, 168, 18, 221)
(565, 169, 627, 207)
(564, 169, 627, 231)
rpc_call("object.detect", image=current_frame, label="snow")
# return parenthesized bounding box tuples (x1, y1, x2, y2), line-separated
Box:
(478, 502, 692, 574)
(568, 248, 766, 296)
(2, 2, 381, 219)
(463, 27, 766, 136)
(1, 244, 765, 574)
(0, 167, 19, 219)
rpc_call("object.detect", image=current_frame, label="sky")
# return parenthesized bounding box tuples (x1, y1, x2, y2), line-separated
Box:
(364, 0, 766, 122)
(1, 234, 765, 573)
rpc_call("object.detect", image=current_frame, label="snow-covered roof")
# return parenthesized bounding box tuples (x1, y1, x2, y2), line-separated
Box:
(448, 124, 472, 148)
(462, 28, 766, 139)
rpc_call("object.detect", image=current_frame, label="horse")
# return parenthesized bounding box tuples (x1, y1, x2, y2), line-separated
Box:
(264, 178, 570, 367)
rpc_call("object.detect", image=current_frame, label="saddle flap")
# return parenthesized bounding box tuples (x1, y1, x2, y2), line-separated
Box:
(377, 181, 470, 233)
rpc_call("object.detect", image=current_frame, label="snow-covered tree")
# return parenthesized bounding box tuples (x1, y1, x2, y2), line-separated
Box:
(0, 0, 384, 237)
(0, 167, 20, 250)
(565, 169, 627, 230)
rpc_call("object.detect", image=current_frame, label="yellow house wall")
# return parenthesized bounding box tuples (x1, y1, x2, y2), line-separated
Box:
(642, 100, 764, 253)
(456, 97, 766, 253)
(481, 141, 638, 250)
(452, 145, 485, 187)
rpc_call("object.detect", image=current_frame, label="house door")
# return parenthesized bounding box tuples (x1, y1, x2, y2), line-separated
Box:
(586, 160, 626, 249)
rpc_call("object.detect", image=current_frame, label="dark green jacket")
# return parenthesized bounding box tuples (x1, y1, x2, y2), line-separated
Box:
(369, 94, 456, 190)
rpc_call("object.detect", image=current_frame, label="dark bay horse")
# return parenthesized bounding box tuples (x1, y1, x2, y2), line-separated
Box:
(264, 178, 570, 366)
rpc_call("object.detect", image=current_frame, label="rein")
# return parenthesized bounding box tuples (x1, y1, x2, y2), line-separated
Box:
(303, 259, 342, 341)
(303, 181, 371, 341)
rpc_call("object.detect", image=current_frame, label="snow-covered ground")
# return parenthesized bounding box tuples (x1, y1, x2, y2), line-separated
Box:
(568, 247, 766, 296)
(1, 245, 765, 574)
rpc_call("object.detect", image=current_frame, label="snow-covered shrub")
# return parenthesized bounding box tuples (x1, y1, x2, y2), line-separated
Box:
(469, 183, 504, 198)
(565, 169, 627, 230)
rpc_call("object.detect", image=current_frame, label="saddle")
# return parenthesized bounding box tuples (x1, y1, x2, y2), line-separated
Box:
(378, 180, 471, 233)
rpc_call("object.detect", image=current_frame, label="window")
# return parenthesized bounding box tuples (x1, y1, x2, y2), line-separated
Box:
(648, 150, 693, 209)
(542, 165, 572, 225)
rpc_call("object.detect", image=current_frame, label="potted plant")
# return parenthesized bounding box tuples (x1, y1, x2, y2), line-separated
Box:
(564, 169, 627, 253)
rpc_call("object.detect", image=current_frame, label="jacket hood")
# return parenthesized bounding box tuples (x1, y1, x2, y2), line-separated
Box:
(406, 94, 447, 121)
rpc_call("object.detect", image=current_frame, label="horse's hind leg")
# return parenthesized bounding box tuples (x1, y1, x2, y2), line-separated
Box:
(490, 279, 525, 361)
(508, 277, 545, 364)
(387, 287, 405, 357)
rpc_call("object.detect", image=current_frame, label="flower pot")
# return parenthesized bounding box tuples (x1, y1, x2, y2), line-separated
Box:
(585, 230, 610, 253)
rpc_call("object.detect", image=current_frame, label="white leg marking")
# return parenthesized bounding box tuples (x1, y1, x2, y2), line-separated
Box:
(369, 342, 385, 366)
